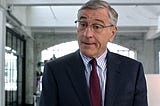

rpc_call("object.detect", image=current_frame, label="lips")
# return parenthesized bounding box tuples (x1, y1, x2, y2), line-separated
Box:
(81, 41, 96, 46)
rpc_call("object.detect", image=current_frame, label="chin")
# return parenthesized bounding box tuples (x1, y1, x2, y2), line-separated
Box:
(81, 49, 96, 58)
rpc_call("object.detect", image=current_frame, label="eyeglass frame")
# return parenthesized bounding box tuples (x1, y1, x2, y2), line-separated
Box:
(75, 20, 114, 33)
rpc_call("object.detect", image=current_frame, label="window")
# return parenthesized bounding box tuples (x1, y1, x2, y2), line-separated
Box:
(5, 51, 17, 91)
(5, 27, 26, 105)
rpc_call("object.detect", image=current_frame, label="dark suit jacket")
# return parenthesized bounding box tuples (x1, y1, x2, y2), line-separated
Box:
(39, 50, 148, 106)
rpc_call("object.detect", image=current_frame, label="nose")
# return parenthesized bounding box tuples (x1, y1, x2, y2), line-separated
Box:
(83, 26, 94, 38)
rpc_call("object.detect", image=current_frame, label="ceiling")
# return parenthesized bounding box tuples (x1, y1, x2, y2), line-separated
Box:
(5, 0, 160, 40)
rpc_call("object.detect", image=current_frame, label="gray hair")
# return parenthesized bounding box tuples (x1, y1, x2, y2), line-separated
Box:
(78, 0, 118, 26)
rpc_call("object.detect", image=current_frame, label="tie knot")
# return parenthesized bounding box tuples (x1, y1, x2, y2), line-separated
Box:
(90, 58, 97, 66)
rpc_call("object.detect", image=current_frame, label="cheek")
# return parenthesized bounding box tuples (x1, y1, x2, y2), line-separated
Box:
(77, 30, 83, 37)
(77, 32, 81, 39)
(98, 35, 110, 44)
(102, 31, 114, 42)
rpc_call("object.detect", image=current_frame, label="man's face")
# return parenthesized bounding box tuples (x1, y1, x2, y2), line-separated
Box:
(77, 8, 117, 58)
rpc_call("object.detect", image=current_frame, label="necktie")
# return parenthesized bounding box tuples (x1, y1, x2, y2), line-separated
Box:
(89, 58, 101, 106)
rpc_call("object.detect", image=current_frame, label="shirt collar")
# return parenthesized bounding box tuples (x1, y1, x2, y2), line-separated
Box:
(80, 49, 107, 72)
(96, 50, 107, 71)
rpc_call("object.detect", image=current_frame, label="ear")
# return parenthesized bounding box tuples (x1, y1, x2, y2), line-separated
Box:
(109, 26, 118, 42)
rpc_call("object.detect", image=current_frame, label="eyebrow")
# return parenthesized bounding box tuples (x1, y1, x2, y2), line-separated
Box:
(94, 19, 105, 25)
(79, 16, 105, 25)
(79, 16, 87, 20)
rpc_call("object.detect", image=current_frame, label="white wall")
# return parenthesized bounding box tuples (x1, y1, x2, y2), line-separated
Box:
(145, 74, 160, 106)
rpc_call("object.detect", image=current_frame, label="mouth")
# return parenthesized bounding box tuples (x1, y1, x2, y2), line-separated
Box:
(80, 41, 96, 48)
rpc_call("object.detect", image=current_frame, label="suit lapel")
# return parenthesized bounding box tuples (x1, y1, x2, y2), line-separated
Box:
(67, 51, 91, 106)
(104, 51, 122, 106)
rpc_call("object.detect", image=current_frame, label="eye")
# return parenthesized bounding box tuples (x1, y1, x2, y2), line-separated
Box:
(93, 24, 103, 29)
(79, 22, 87, 28)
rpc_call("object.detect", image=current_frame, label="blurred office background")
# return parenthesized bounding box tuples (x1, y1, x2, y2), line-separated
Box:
(0, 0, 160, 106)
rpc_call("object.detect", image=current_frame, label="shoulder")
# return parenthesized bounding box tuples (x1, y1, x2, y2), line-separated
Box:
(46, 50, 81, 67)
(108, 51, 144, 77)
(108, 51, 141, 66)
(43, 50, 84, 77)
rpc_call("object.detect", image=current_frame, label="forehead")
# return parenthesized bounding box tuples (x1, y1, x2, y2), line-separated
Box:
(78, 8, 109, 23)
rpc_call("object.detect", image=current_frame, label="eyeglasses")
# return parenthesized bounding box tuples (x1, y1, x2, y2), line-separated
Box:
(75, 20, 113, 33)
